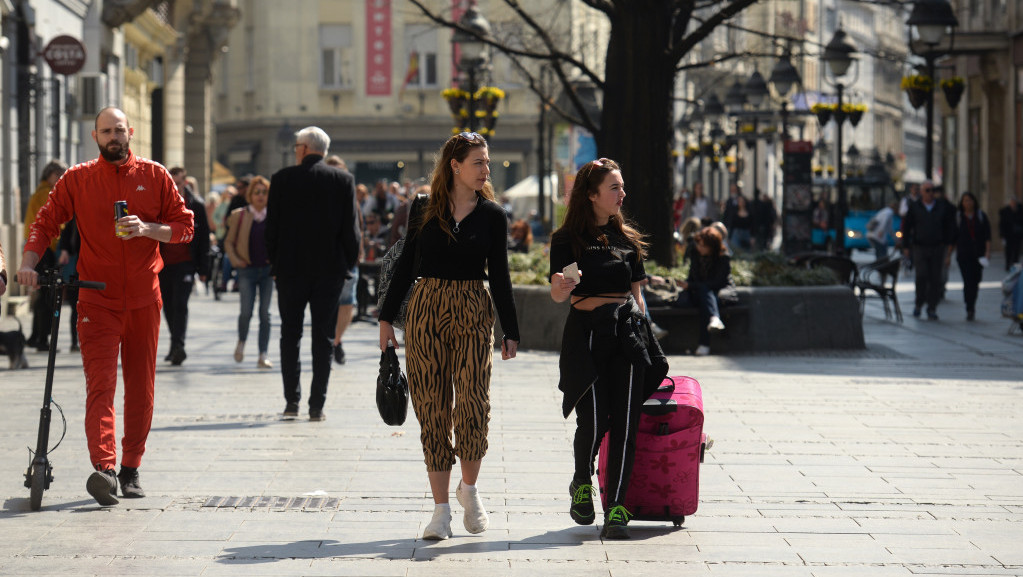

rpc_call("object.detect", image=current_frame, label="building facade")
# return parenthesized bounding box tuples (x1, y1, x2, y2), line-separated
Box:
(212, 0, 604, 196)
(0, 0, 237, 300)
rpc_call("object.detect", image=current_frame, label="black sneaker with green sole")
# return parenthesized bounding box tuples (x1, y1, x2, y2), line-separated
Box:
(600, 504, 632, 540)
(569, 481, 595, 525)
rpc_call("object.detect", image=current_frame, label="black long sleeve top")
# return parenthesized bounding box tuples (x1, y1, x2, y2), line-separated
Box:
(266, 155, 360, 279)
(687, 253, 733, 292)
(378, 194, 520, 342)
(902, 199, 956, 248)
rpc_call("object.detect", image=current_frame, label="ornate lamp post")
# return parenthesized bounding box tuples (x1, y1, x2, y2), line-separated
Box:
(822, 27, 858, 254)
(768, 52, 801, 140)
(703, 93, 725, 202)
(907, 0, 958, 179)
(742, 70, 769, 202)
(451, 1, 492, 133)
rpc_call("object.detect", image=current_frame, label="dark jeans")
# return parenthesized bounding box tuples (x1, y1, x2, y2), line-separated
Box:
(571, 309, 646, 508)
(276, 274, 343, 411)
(1006, 235, 1022, 271)
(869, 238, 888, 262)
(158, 262, 195, 351)
(29, 249, 57, 345)
(958, 256, 983, 313)
(686, 282, 720, 346)
(912, 245, 946, 313)
(236, 265, 273, 353)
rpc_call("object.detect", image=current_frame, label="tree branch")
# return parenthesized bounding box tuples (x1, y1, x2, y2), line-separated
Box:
(671, 0, 760, 63)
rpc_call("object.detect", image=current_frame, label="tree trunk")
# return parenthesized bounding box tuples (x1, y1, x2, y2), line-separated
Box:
(598, 6, 678, 265)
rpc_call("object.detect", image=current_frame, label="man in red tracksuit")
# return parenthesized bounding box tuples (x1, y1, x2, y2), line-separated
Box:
(18, 107, 194, 506)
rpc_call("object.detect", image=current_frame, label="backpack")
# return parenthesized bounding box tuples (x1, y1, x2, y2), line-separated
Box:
(376, 194, 428, 330)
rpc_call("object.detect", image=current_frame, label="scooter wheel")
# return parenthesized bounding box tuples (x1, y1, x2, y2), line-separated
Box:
(29, 464, 46, 511)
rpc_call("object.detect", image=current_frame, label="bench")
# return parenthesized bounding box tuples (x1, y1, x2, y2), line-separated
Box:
(649, 302, 751, 354)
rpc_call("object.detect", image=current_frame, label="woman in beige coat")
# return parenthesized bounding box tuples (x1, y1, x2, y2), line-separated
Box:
(225, 175, 274, 368)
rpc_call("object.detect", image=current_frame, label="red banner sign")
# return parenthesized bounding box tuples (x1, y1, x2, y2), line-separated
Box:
(366, 0, 392, 96)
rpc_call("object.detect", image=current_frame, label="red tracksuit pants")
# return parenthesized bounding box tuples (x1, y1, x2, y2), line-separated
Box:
(77, 301, 160, 470)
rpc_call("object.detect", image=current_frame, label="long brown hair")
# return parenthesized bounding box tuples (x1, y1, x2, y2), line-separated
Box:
(555, 158, 648, 260)
(421, 132, 495, 239)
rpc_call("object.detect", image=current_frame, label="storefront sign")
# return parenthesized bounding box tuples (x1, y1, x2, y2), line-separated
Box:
(43, 35, 86, 76)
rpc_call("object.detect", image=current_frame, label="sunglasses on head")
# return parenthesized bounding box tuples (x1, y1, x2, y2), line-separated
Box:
(456, 131, 484, 143)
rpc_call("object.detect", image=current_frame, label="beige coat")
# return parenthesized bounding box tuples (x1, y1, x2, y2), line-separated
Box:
(224, 207, 254, 268)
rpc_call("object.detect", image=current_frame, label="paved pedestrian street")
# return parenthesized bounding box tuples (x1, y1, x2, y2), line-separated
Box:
(1, 263, 1021, 577)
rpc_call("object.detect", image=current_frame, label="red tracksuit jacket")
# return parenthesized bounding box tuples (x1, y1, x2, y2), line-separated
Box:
(25, 151, 194, 310)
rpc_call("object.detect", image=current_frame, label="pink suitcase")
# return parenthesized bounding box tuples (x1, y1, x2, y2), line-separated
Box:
(597, 376, 706, 527)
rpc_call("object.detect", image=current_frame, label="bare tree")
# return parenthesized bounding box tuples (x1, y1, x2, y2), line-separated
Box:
(410, 0, 759, 264)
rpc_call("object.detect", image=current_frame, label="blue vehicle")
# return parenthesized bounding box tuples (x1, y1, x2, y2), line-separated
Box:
(812, 169, 902, 253)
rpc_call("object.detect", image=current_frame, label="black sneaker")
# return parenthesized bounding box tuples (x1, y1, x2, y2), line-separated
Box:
(309, 409, 326, 422)
(333, 343, 346, 365)
(283, 402, 299, 418)
(600, 504, 632, 540)
(569, 481, 595, 525)
(169, 347, 187, 366)
(86, 469, 119, 506)
(117, 467, 145, 498)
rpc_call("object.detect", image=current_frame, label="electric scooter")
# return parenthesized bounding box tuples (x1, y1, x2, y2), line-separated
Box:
(24, 268, 104, 511)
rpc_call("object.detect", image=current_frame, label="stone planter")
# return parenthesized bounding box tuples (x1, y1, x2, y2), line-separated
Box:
(496, 285, 864, 354)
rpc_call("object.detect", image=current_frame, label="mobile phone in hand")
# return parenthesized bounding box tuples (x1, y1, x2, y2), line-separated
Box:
(562, 262, 580, 283)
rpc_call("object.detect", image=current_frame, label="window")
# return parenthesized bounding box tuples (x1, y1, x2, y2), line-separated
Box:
(403, 25, 438, 90)
(320, 24, 353, 89)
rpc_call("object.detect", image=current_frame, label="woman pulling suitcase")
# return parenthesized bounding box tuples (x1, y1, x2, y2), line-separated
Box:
(548, 158, 668, 539)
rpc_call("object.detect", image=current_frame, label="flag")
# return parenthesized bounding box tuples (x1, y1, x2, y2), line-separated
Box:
(401, 50, 420, 94)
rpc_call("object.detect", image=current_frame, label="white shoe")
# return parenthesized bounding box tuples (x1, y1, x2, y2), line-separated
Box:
(707, 316, 725, 332)
(257, 354, 272, 369)
(234, 341, 245, 363)
(455, 481, 489, 534)
(422, 505, 453, 540)
(695, 345, 711, 356)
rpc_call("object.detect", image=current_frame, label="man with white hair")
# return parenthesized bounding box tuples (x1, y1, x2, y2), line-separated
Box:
(266, 126, 360, 421)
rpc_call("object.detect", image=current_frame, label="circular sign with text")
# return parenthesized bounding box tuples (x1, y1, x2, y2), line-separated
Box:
(42, 35, 87, 76)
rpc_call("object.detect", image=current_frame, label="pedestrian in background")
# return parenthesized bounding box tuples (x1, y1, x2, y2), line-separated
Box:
(24, 160, 68, 352)
(677, 226, 737, 356)
(867, 199, 898, 262)
(548, 157, 667, 540)
(267, 126, 360, 422)
(219, 176, 251, 291)
(225, 175, 274, 368)
(160, 167, 210, 366)
(952, 192, 991, 321)
(323, 154, 358, 366)
(999, 194, 1022, 271)
(753, 193, 777, 251)
(17, 106, 194, 506)
(379, 131, 519, 541)
(901, 180, 956, 320)
(58, 218, 82, 351)
(728, 194, 753, 251)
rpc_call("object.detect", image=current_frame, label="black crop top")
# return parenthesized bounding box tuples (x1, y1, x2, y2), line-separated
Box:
(548, 225, 646, 295)
(378, 194, 520, 342)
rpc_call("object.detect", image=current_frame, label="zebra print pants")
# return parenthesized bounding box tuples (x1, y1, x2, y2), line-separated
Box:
(405, 278, 495, 472)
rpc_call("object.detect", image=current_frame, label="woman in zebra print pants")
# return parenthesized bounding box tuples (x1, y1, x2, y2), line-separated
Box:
(379, 132, 520, 540)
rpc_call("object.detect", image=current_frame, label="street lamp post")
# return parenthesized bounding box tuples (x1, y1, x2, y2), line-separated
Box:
(451, 1, 491, 133)
(768, 52, 801, 141)
(703, 93, 725, 202)
(743, 71, 769, 203)
(907, 0, 958, 180)
(822, 28, 858, 255)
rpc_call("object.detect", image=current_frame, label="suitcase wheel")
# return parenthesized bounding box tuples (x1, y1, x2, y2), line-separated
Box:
(672, 517, 684, 527)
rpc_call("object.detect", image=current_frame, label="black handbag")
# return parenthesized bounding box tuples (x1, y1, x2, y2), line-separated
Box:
(376, 345, 409, 426)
